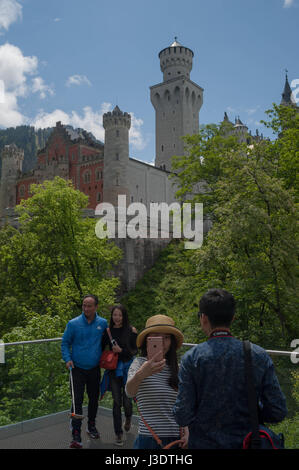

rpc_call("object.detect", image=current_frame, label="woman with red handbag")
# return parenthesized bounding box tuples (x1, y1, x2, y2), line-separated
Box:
(101, 305, 137, 446)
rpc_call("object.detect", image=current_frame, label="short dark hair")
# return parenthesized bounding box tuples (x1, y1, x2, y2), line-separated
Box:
(199, 288, 235, 327)
(82, 294, 98, 306)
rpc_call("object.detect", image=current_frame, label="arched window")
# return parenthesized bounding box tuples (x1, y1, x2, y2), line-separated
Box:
(97, 193, 102, 202)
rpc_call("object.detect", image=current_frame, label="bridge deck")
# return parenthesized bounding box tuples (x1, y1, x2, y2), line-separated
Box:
(0, 407, 138, 449)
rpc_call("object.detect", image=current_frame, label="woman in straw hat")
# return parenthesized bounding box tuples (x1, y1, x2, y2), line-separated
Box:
(125, 314, 189, 449)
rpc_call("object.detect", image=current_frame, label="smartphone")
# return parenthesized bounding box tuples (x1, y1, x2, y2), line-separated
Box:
(147, 336, 164, 361)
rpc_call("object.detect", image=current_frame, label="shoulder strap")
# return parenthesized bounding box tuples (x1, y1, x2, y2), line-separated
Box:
(243, 340, 261, 449)
(133, 397, 163, 447)
(106, 328, 114, 344)
(133, 397, 184, 449)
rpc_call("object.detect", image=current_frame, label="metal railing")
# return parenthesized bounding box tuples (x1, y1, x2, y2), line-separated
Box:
(0, 338, 297, 433)
(2, 338, 294, 356)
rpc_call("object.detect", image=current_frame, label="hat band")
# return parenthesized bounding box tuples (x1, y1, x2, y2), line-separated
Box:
(142, 323, 181, 332)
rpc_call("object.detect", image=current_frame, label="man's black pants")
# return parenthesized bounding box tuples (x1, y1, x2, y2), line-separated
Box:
(70, 365, 101, 431)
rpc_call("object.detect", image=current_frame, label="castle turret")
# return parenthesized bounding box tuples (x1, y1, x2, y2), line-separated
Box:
(150, 38, 203, 171)
(233, 116, 249, 143)
(0, 144, 24, 216)
(280, 72, 297, 108)
(102, 106, 131, 206)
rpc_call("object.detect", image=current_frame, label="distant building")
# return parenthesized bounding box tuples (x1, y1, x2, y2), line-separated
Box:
(0, 41, 296, 217)
(0, 41, 297, 293)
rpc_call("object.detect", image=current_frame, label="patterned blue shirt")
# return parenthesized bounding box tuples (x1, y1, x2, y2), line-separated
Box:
(173, 333, 287, 449)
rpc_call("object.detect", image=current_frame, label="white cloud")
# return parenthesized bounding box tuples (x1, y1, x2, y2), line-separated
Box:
(0, 43, 53, 127)
(32, 77, 55, 99)
(31, 103, 148, 151)
(32, 105, 106, 140)
(54, 18, 61, 22)
(129, 112, 148, 150)
(0, 0, 22, 33)
(66, 74, 92, 87)
(0, 90, 27, 126)
(0, 43, 37, 96)
(246, 106, 260, 116)
(283, 0, 294, 7)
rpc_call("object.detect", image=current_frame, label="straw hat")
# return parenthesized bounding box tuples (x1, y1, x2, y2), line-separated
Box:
(136, 314, 184, 349)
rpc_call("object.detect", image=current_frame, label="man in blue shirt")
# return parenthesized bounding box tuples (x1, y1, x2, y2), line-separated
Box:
(61, 294, 108, 448)
(173, 288, 287, 449)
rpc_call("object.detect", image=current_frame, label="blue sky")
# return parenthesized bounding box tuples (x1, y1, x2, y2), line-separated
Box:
(0, 0, 298, 164)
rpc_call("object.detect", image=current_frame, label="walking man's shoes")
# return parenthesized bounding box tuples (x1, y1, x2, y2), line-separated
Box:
(115, 433, 124, 446)
(87, 421, 100, 439)
(70, 429, 83, 448)
(124, 417, 131, 432)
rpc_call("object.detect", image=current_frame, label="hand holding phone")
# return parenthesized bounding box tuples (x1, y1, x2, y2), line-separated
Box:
(147, 336, 164, 361)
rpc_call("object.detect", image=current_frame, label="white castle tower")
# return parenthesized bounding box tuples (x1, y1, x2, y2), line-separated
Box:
(0, 144, 24, 216)
(150, 38, 204, 171)
(102, 105, 131, 206)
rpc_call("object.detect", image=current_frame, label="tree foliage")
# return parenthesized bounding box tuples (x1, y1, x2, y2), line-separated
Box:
(0, 177, 122, 337)
(170, 105, 299, 345)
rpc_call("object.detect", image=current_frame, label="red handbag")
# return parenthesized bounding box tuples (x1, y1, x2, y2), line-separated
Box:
(99, 328, 118, 370)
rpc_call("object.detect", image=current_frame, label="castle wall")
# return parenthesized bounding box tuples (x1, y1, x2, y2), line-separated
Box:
(127, 158, 178, 208)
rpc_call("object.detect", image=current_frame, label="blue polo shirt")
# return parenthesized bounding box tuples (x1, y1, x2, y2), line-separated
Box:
(61, 312, 108, 370)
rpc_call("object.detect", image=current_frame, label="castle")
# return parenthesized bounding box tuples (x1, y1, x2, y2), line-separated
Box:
(0, 39, 297, 292)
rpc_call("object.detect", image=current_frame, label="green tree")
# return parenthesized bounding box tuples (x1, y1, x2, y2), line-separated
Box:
(171, 105, 299, 345)
(0, 176, 122, 336)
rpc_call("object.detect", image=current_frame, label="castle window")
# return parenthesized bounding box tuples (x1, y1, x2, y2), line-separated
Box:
(19, 185, 25, 197)
(116, 177, 119, 186)
(83, 170, 91, 184)
(116, 153, 119, 160)
(116, 130, 119, 137)
(97, 193, 101, 202)
(95, 168, 102, 181)
(161, 145, 164, 152)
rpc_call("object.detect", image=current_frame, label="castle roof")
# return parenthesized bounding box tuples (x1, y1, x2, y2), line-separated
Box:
(159, 37, 194, 58)
(234, 116, 247, 127)
(170, 37, 182, 47)
(37, 122, 103, 154)
(281, 73, 297, 106)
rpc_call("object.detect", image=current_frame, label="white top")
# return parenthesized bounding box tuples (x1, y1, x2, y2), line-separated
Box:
(125, 356, 180, 437)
